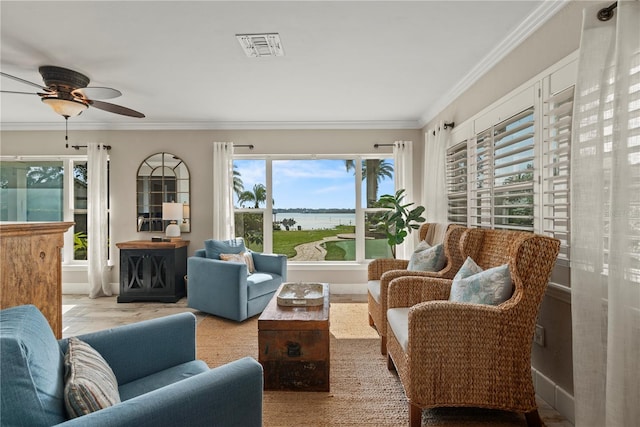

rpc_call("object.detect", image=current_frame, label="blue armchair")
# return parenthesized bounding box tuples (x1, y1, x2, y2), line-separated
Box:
(187, 238, 287, 321)
(0, 304, 263, 427)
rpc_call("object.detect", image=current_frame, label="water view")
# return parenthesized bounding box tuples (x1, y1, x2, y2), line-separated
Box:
(274, 212, 355, 230)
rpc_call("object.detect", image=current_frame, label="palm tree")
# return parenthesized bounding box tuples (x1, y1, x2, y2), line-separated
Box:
(26, 166, 64, 187)
(238, 183, 268, 208)
(345, 159, 394, 207)
(233, 164, 244, 199)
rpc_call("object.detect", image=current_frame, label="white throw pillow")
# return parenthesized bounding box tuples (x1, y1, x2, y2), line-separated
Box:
(407, 241, 446, 272)
(220, 251, 255, 274)
(449, 257, 513, 305)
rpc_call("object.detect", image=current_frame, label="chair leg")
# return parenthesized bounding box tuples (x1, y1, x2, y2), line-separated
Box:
(380, 335, 387, 355)
(368, 313, 375, 327)
(409, 402, 422, 427)
(387, 353, 396, 371)
(525, 409, 543, 427)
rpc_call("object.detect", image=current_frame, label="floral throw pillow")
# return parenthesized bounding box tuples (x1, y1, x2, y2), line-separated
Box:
(449, 257, 513, 305)
(407, 241, 446, 272)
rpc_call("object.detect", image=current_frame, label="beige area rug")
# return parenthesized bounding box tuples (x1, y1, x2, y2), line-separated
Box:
(196, 303, 547, 426)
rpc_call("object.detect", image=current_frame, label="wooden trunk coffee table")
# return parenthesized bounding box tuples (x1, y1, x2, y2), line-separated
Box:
(258, 282, 330, 392)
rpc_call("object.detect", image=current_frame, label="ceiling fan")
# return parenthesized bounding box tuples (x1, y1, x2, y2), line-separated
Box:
(0, 65, 145, 120)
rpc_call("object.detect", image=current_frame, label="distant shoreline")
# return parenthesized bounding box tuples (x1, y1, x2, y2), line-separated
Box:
(272, 212, 355, 230)
(274, 208, 355, 214)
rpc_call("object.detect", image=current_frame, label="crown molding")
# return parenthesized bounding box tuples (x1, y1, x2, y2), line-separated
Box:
(0, 119, 421, 131)
(418, 0, 569, 128)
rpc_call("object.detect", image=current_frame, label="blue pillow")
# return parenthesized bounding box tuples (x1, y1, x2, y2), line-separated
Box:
(449, 257, 513, 305)
(204, 238, 246, 260)
(407, 241, 446, 272)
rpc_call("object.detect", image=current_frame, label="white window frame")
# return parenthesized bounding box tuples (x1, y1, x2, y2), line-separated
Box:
(232, 153, 395, 264)
(0, 155, 108, 266)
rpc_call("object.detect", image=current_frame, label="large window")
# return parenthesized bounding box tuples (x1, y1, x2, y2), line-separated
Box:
(233, 156, 394, 262)
(0, 157, 106, 263)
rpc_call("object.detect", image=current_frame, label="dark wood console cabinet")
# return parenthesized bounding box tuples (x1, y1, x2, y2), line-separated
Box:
(116, 240, 189, 303)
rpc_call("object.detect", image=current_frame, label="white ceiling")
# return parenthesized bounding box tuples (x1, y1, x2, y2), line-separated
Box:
(0, 1, 562, 131)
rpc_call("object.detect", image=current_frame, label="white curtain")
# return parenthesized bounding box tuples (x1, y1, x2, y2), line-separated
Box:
(212, 142, 235, 240)
(87, 143, 111, 298)
(571, 2, 640, 426)
(423, 122, 449, 224)
(393, 140, 415, 259)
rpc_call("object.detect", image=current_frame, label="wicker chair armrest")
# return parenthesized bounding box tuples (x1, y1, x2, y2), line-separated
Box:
(387, 276, 452, 309)
(407, 301, 506, 374)
(381, 269, 447, 285)
(368, 258, 409, 280)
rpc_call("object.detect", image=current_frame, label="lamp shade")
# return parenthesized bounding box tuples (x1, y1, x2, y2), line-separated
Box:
(163, 202, 183, 238)
(162, 202, 183, 221)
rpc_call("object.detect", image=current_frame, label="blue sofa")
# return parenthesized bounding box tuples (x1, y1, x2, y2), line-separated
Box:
(0, 304, 263, 427)
(187, 238, 287, 322)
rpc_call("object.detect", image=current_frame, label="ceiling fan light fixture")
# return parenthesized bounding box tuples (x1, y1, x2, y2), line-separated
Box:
(41, 97, 88, 117)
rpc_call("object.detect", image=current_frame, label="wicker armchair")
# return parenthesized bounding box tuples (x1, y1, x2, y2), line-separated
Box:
(367, 223, 466, 354)
(385, 229, 560, 427)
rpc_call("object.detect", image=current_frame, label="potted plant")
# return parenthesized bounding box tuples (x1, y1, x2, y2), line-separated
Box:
(377, 189, 426, 258)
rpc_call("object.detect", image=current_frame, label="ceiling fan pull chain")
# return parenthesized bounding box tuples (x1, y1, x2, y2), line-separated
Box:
(65, 116, 69, 141)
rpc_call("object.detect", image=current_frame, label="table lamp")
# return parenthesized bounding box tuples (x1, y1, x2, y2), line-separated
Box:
(162, 202, 183, 238)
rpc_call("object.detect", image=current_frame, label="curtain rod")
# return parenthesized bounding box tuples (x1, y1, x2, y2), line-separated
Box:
(597, 1, 617, 21)
(235, 144, 254, 149)
(65, 144, 111, 150)
(432, 121, 456, 136)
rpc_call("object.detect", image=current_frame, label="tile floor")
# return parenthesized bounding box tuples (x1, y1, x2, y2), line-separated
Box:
(62, 293, 366, 337)
(61, 294, 574, 427)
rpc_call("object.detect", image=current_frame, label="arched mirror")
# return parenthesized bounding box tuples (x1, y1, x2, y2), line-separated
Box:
(136, 152, 190, 233)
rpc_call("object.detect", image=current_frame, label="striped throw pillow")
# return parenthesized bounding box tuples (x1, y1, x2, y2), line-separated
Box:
(64, 337, 121, 418)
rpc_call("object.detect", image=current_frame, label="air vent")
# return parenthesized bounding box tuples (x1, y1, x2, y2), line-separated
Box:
(236, 33, 284, 57)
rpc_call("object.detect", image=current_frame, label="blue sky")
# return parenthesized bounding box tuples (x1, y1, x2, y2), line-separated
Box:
(234, 159, 395, 209)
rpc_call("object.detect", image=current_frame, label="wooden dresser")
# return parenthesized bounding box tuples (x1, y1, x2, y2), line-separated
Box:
(0, 221, 73, 338)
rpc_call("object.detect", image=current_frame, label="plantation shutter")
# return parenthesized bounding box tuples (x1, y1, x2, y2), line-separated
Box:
(470, 130, 492, 228)
(542, 86, 574, 262)
(492, 108, 535, 231)
(470, 107, 535, 230)
(446, 140, 468, 225)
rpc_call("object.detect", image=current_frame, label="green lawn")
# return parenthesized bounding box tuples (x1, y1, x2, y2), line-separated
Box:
(245, 225, 392, 260)
(272, 225, 355, 258)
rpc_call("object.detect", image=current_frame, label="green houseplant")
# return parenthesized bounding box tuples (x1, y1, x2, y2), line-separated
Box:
(377, 189, 426, 258)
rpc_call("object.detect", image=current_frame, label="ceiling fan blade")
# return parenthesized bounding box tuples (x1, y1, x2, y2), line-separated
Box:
(0, 90, 40, 95)
(73, 87, 121, 100)
(0, 71, 50, 91)
(88, 99, 145, 118)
